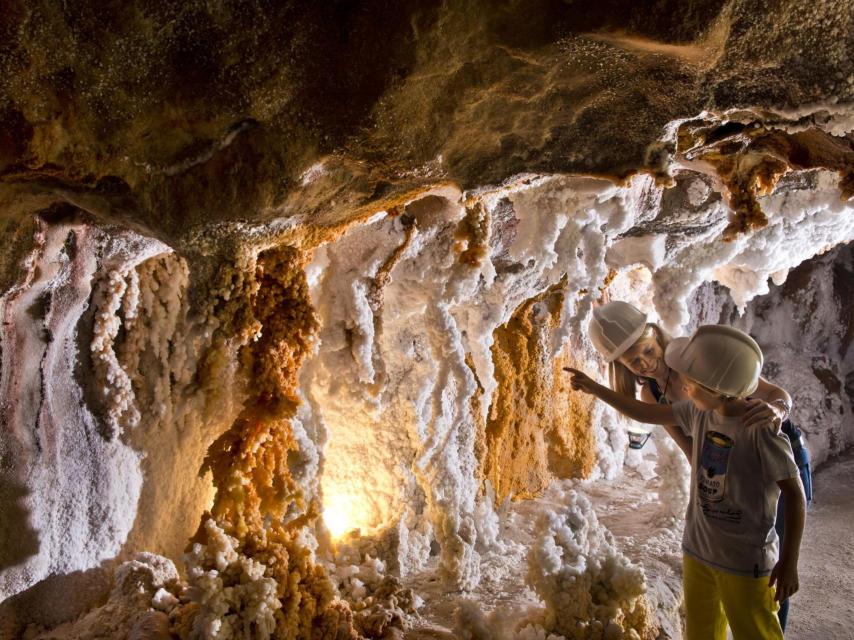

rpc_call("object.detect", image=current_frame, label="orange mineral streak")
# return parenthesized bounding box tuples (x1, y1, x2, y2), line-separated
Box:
(484, 283, 596, 503)
(677, 120, 854, 241)
(183, 246, 361, 639)
(454, 200, 490, 266)
(201, 246, 318, 536)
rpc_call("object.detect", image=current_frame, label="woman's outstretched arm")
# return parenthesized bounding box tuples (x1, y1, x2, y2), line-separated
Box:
(564, 367, 677, 426)
(639, 383, 692, 460)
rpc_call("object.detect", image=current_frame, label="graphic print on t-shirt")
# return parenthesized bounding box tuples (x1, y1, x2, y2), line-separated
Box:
(698, 430, 743, 523)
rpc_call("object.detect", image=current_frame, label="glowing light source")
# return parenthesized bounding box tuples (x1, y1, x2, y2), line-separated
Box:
(323, 506, 352, 538)
(322, 490, 372, 539)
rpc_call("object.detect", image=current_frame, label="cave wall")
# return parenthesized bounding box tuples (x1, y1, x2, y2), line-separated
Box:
(1, 0, 851, 243)
(2, 161, 853, 637)
(0, 0, 852, 637)
(484, 285, 597, 502)
(690, 241, 854, 467)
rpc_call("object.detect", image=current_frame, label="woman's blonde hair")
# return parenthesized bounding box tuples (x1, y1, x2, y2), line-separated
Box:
(608, 323, 671, 398)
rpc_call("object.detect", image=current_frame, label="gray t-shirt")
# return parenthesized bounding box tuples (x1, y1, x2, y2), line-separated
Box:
(672, 400, 799, 577)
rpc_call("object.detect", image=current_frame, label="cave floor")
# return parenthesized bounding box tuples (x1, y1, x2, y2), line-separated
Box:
(403, 447, 854, 639)
(403, 467, 685, 638)
(786, 447, 854, 640)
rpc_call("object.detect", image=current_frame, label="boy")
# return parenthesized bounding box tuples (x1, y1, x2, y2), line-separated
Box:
(566, 325, 805, 640)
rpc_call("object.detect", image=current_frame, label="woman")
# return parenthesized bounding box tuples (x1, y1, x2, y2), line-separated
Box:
(587, 301, 813, 632)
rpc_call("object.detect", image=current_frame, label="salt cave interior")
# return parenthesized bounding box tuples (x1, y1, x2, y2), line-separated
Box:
(0, 1, 852, 639)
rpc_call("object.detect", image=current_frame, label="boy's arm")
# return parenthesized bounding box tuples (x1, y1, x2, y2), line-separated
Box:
(639, 383, 692, 460)
(769, 477, 806, 602)
(564, 367, 677, 426)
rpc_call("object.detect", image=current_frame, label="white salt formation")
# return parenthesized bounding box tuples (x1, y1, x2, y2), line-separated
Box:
(526, 489, 647, 638)
(2, 157, 853, 639)
(182, 519, 281, 640)
(1, 1, 853, 638)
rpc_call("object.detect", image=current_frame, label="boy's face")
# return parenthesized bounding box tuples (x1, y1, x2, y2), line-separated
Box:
(681, 376, 722, 410)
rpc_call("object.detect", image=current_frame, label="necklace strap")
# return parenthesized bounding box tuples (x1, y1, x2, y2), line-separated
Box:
(660, 368, 672, 400)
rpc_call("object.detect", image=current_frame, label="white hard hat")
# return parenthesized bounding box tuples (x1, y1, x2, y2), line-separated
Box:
(588, 301, 648, 362)
(664, 325, 763, 398)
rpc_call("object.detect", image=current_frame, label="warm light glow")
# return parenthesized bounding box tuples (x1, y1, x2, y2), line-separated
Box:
(322, 490, 374, 539)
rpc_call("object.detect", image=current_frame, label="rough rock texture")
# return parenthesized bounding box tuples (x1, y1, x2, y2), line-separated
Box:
(690, 240, 854, 466)
(1, 0, 852, 242)
(0, 1, 853, 637)
(485, 286, 596, 502)
(23, 553, 180, 640)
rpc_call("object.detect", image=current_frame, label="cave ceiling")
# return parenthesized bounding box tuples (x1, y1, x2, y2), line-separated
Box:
(0, 0, 852, 249)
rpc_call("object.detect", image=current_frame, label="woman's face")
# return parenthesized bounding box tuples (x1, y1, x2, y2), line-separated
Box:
(618, 333, 665, 378)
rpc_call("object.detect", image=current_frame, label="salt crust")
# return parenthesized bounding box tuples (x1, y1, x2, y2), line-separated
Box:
(448, 486, 650, 640)
(524, 488, 648, 638)
(304, 163, 849, 633)
(3, 121, 852, 636)
(91, 267, 142, 436)
(0, 220, 169, 603)
(25, 553, 180, 639)
(182, 519, 281, 640)
(307, 161, 833, 568)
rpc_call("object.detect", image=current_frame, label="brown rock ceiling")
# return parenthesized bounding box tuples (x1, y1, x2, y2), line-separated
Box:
(1, 0, 851, 248)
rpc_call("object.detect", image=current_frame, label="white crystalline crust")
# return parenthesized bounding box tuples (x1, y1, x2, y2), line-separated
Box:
(302, 168, 851, 633)
(447, 485, 654, 640)
(23, 553, 181, 639)
(525, 489, 647, 638)
(0, 221, 248, 625)
(304, 176, 648, 592)
(0, 221, 168, 606)
(91, 267, 142, 436)
(182, 519, 281, 640)
(2, 121, 853, 637)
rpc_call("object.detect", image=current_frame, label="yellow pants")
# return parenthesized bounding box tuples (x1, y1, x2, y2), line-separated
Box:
(683, 554, 784, 640)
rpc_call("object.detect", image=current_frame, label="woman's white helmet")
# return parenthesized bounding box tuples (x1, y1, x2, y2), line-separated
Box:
(588, 301, 648, 362)
(664, 325, 763, 398)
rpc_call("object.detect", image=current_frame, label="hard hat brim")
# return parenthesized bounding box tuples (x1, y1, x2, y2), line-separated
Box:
(603, 320, 648, 363)
(664, 336, 759, 398)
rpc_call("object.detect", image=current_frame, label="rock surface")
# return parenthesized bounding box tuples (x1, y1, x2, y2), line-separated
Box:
(0, 1, 852, 638)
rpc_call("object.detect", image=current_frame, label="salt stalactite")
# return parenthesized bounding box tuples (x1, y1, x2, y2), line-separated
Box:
(647, 121, 854, 330)
(90, 267, 142, 437)
(175, 246, 363, 639)
(672, 116, 854, 239)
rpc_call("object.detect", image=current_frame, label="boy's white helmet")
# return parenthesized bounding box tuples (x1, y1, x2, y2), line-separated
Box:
(588, 301, 648, 362)
(664, 325, 763, 398)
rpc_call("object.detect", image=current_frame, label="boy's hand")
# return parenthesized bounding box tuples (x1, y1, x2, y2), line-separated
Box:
(742, 398, 783, 433)
(768, 556, 799, 601)
(563, 367, 598, 394)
